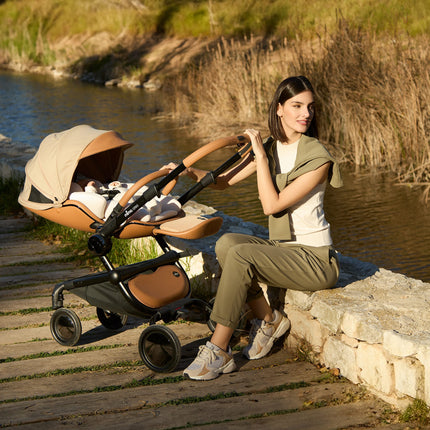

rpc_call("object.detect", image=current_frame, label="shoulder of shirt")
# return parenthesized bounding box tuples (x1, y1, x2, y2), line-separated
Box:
(299, 135, 332, 157)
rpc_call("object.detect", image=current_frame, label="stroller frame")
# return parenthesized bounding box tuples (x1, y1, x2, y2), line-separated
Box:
(22, 129, 251, 373)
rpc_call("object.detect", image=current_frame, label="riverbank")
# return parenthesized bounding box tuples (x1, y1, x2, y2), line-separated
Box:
(2, 27, 429, 203)
(0, 0, 429, 191)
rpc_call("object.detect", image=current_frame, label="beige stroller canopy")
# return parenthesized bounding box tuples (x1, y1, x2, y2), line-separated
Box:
(18, 125, 133, 211)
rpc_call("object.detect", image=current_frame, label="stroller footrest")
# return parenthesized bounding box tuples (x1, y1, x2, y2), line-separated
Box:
(152, 215, 222, 240)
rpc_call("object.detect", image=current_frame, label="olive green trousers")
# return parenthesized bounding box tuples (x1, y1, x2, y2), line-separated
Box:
(210, 233, 340, 329)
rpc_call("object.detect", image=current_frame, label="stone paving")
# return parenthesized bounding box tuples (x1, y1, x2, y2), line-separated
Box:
(0, 215, 418, 429)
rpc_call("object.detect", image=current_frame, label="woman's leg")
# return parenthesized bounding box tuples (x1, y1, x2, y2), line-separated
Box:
(247, 295, 273, 322)
(184, 238, 339, 379)
(210, 295, 274, 350)
(210, 324, 235, 351)
(209, 234, 272, 351)
(211, 241, 339, 347)
(211, 234, 273, 329)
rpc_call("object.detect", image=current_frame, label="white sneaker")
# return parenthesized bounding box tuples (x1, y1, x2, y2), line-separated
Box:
(183, 341, 237, 381)
(243, 309, 291, 360)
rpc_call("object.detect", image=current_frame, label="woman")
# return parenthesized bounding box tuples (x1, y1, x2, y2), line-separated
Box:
(166, 76, 343, 380)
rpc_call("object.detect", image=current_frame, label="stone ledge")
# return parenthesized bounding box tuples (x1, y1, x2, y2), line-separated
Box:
(163, 202, 430, 410)
(285, 265, 430, 409)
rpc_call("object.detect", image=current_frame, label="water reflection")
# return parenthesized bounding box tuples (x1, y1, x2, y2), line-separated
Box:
(0, 70, 428, 282)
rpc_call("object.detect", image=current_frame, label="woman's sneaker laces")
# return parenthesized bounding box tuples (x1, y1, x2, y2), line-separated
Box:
(183, 341, 237, 381)
(243, 309, 291, 360)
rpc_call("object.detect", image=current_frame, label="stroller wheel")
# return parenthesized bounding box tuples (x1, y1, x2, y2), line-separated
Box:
(96, 308, 128, 330)
(50, 308, 82, 346)
(138, 325, 181, 373)
(206, 297, 217, 332)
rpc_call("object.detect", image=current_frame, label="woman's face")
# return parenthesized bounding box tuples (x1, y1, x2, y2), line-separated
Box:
(276, 90, 314, 142)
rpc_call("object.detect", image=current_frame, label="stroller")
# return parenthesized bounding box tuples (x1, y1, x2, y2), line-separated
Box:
(18, 125, 251, 373)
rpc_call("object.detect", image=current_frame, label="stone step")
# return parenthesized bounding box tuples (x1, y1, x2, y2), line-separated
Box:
(0, 294, 87, 313)
(0, 359, 388, 429)
(0, 266, 91, 288)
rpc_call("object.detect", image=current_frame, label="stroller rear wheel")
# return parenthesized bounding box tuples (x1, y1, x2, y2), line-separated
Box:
(96, 308, 128, 330)
(50, 308, 82, 346)
(207, 297, 250, 338)
(138, 325, 181, 373)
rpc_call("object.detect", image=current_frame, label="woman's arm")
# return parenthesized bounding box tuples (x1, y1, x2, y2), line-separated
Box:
(245, 129, 330, 216)
(258, 160, 330, 215)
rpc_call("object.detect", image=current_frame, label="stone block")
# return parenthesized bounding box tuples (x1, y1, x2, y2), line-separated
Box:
(310, 300, 343, 334)
(417, 346, 430, 405)
(384, 330, 421, 358)
(341, 333, 359, 348)
(284, 289, 315, 310)
(285, 305, 328, 352)
(393, 357, 425, 400)
(341, 310, 382, 344)
(321, 336, 359, 384)
(357, 343, 394, 395)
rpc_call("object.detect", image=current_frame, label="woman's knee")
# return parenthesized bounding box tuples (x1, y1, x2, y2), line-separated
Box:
(215, 233, 245, 262)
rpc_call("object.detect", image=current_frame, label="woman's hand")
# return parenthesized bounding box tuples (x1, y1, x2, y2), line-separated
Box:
(244, 129, 266, 161)
(160, 162, 190, 177)
(160, 162, 179, 173)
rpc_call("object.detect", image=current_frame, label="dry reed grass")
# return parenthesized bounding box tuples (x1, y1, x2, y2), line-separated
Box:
(165, 21, 430, 199)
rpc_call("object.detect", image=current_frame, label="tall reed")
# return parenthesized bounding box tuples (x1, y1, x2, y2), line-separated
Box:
(165, 21, 430, 198)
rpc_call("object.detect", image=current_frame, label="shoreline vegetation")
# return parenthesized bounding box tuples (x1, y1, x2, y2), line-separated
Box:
(0, 0, 429, 200)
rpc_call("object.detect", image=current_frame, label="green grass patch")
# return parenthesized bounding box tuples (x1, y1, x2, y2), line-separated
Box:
(0, 306, 59, 316)
(264, 381, 310, 393)
(0, 175, 24, 216)
(165, 391, 241, 406)
(0, 372, 185, 404)
(0, 343, 127, 364)
(30, 218, 161, 269)
(401, 399, 430, 425)
(1, 0, 428, 46)
(0, 359, 143, 384)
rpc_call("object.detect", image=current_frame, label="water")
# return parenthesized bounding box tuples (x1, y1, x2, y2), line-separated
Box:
(1, 70, 429, 282)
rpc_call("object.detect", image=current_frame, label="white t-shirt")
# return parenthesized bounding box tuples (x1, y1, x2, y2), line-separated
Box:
(273, 140, 332, 247)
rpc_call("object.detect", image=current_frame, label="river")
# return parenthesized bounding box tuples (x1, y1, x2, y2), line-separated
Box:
(1, 70, 429, 282)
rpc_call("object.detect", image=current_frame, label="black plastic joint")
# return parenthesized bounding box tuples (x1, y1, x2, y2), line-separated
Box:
(201, 172, 216, 187)
(88, 234, 112, 256)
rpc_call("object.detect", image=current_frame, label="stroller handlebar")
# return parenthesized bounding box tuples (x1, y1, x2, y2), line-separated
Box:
(183, 134, 251, 167)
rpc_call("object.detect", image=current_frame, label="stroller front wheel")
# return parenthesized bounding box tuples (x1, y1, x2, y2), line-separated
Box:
(50, 308, 82, 346)
(96, 308, 128, 330)
(138, 325, 181, 373)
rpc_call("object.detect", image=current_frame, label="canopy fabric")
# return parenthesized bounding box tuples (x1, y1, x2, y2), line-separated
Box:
(18, 125, 133, 211)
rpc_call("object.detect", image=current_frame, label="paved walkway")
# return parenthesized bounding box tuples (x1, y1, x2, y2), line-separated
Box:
(0, 216, 417, 429)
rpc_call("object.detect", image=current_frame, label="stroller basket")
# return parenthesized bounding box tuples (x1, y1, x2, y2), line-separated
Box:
(19, 125, 251, 372)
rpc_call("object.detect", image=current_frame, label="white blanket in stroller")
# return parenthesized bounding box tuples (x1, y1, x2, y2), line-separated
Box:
(69, 181, 181, 222)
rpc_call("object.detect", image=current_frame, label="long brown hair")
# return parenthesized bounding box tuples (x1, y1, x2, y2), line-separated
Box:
(268, 76, 318, 142)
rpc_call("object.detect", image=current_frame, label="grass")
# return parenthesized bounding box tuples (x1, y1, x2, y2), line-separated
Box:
(1, 0, 429, 75)
(401, 399, 430, 425)
(0, 344, 127, 363)
(0, 175, 24, 215)
(0, 0, 428, 42)
(31, 217, 161, 269)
